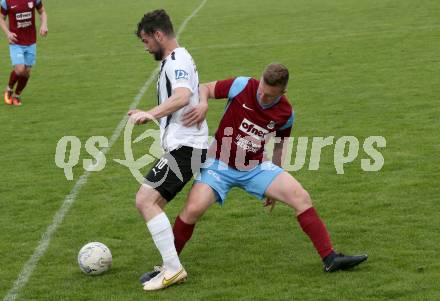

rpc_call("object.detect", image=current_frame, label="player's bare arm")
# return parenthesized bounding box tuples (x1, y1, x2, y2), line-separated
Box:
(37, 6, 48, 37)
(181, 81, 217, 127)
(129, 87, 191, 125)
(0, 14, 17, 44)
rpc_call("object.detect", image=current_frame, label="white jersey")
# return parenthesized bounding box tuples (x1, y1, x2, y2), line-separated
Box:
(156, 47, 209, 152)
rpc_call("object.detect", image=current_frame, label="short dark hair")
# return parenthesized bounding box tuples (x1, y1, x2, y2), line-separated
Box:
(263, 63, 289, 87)
(136, 9, 175, 38)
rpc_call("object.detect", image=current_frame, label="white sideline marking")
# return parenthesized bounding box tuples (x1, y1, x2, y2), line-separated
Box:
(2, 1, 207, 300)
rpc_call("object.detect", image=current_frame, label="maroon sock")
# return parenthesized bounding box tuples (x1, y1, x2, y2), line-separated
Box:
(173, 215, 195, 255)
(15, 75, 29, 95)
(8, 70, 19, 89)
(297, 207, 334, 260)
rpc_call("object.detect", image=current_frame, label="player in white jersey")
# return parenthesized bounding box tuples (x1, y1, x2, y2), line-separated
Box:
(155, 47, 208, 151)
(128, 9, 208, 291)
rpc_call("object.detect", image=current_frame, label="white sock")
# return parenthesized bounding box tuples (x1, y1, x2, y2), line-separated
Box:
(147, 212, 182, 271)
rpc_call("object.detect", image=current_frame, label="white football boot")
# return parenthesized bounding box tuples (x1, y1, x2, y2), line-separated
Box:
(142, 266, 187, 291)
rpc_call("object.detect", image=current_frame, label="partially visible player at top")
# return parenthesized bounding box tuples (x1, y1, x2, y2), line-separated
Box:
(0, 0, 47, 106)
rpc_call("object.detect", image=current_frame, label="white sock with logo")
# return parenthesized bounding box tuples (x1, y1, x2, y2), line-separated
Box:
(147, 212, 182, 272)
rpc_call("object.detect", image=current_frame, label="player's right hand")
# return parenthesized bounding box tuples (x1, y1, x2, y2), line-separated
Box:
(127, 109, 141, 116)
(129, 111, 151, 125)
(263, 197, 277, 213)
(40, 25, 48, 37)
(7, 32, 18, 44)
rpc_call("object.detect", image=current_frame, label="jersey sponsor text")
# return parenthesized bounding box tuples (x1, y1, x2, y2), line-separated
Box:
(15, 11, 32, 20)
(238, 118, 269, 141)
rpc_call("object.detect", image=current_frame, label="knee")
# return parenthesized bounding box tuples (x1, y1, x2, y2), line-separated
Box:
(181, 202, 203, 224)
(14, 66, 26, 77)
(298, 188, 312, 207)
(135, 189, 154, 212)
(135, 191, 145, 211)
(290, 187, 313, 213)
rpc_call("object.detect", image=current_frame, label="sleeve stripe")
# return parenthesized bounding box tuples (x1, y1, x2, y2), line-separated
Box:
(165, 72, 173, 128)
(227, 76, 250, 100)
(279, 112, 295, 130)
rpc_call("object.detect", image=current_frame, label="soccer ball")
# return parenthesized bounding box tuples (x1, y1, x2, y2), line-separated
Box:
(77, 242, 112, 275)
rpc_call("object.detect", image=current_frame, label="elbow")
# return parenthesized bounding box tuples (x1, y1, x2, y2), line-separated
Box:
(200, 84, 211, 97)
(182, 96, 190, 106)
(172, 87, 192, 109)
(200, 83, 208, 92)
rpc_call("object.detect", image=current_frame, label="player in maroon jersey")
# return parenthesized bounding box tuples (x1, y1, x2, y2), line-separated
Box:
(0, 0, 47, 106)
(175, 63, 367, 273)
(141, 64, 367, 283)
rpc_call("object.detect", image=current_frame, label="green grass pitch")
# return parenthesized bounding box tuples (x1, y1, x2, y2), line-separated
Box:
(1, 0, 439, 300)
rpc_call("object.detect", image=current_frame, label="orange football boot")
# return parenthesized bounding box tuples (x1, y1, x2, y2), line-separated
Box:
(4, 89, 12, 105)
(11, 96, 22, 106)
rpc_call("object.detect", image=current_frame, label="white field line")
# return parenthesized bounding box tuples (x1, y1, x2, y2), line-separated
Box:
(2, 1, 208, 300)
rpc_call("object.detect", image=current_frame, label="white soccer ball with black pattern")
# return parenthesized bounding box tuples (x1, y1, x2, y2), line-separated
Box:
(77, 242, 112, 275)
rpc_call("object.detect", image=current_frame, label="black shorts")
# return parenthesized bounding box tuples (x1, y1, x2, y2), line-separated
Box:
(144, 146, 207, 202)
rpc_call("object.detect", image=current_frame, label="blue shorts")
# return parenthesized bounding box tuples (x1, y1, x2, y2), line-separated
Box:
(194, 159, 284, 204)
(9, 44, 37, 66)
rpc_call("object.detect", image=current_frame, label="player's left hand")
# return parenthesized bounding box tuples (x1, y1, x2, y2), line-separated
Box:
(129, 111, 151, 125)
(40, 26, 48, 37)
(181, 103, 208, 128)
(263, 197, 277, 213)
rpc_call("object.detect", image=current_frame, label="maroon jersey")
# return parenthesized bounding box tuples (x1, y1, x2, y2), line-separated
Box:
(212, 77, 295, 170)
(1, 0, 42, 45)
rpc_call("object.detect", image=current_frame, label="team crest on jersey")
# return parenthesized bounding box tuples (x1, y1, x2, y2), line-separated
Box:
(28, 1, 34, 8)
(175, 69, 189, 80)
(267, 121, 276, 130)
